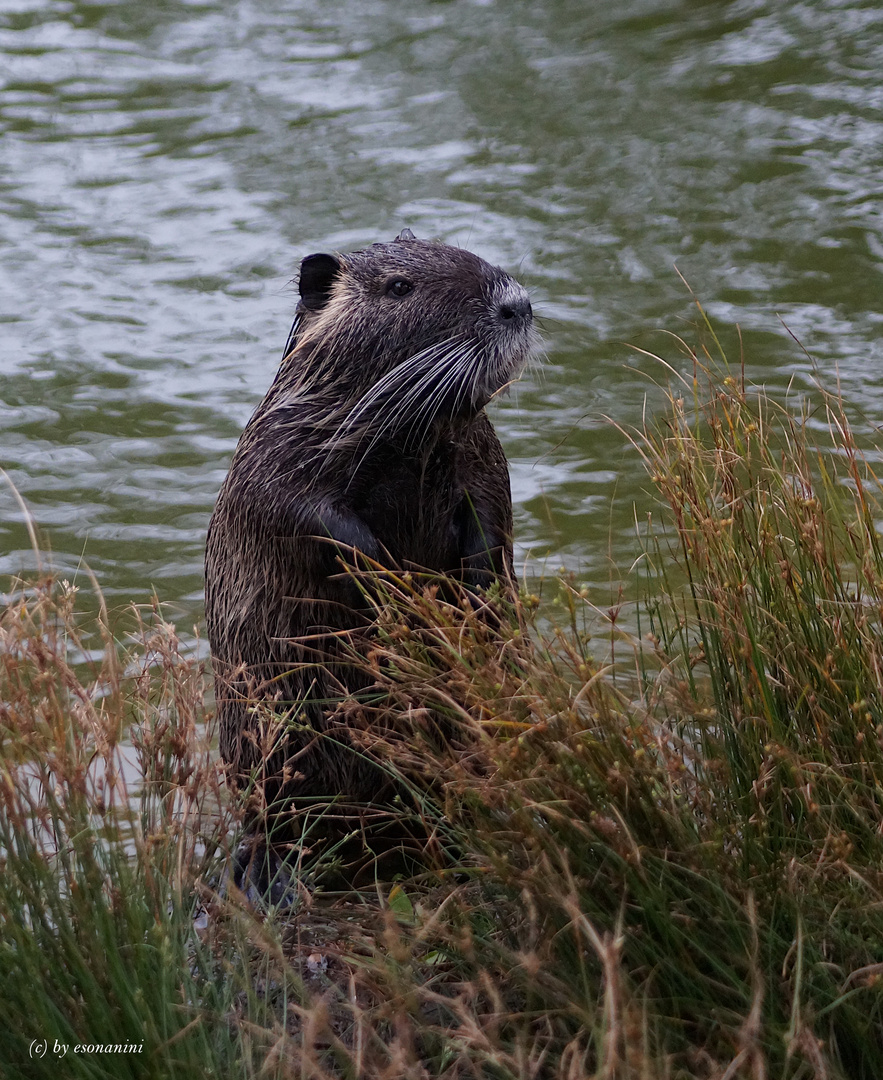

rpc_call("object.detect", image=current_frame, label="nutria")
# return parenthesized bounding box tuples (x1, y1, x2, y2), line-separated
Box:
(204, 230, 536, 846)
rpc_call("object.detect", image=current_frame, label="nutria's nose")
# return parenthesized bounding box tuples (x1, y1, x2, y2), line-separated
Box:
(497, 295, 533, 323)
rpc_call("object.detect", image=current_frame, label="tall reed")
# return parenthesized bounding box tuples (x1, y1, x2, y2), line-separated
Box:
(3, 332, 883, 1078)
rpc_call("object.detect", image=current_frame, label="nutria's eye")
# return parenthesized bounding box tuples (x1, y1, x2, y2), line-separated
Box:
(386, 278, 413, 298)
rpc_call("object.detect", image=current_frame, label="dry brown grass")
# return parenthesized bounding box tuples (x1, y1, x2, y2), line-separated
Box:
(3, 345, 883, 1078)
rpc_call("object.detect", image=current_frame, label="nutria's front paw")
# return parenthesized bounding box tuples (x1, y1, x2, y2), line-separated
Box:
(308, 501, 382, 564)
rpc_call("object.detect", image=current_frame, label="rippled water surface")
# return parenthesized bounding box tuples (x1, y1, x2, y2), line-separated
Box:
(3, 0, 883, 625)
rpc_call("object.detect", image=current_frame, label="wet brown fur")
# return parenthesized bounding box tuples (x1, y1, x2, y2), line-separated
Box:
(204, 234, 536, 840)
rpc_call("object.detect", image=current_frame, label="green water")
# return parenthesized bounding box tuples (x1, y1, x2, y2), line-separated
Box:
(3, 0, 883, 628)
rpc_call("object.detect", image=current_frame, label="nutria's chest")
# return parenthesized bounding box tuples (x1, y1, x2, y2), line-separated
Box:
(348, 440, 464, 568)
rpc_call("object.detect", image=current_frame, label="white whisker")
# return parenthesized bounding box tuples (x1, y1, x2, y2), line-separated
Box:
(321, 335, 470, 458)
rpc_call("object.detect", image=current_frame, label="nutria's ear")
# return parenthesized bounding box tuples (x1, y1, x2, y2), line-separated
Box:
(299, 253, 341, 311)
(395, 228, 416, 242)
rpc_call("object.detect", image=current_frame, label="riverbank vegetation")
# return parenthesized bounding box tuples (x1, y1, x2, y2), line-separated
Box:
(3, 341, 883, 1078)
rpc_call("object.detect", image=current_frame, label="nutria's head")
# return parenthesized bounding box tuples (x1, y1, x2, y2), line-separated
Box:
(275, 230, 537, 447)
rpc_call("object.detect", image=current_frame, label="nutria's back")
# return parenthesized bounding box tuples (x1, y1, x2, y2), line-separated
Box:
(205, 231, 536, 831)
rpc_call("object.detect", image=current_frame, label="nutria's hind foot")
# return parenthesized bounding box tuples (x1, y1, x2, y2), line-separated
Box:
(229, 835, 300, 910)
(230, 814, 448, 898)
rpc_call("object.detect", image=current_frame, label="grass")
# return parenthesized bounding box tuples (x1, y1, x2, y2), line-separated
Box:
(4, 328, 883, 1077)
